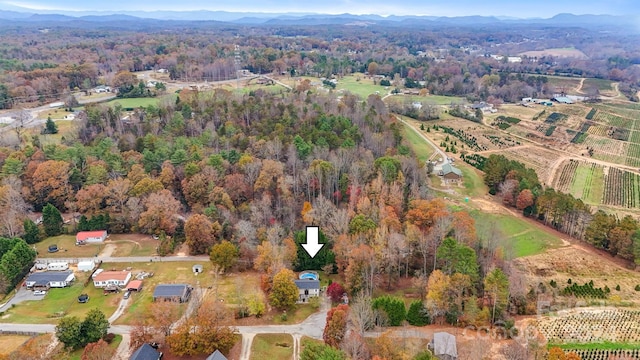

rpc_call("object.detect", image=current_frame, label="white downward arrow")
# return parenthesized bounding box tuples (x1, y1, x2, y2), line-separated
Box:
(301, 226, 324, 258)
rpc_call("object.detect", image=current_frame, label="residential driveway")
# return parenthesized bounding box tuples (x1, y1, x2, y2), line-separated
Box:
(108, 297, 130, 323)
(0, 287, 45, 312)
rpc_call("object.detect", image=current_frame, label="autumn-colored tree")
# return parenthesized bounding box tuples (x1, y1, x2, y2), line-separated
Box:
(301, 201, 314, 224)
(104, 178, 132, 214)
(0, 178, 28, 237)
(129, 318, 155, 351)
(75, 184, 106, 217)
(181, 173, 210, 211)
(516, 189, 535, 212)
(224, 173, 250, 206)
(81, 339, 114, 360)
(426, 269, 450, 323)
(8, 334, 51, 360)
(566, 352, 581, 360)
(138, 189, 181, 235)
(327, 282, 346, 303)
(268, 268, 299, 310)
(451, 211, 477, 247)
(371, 331, 400, 360)
(210, 240, 239, 272)
(166, 302, 237, 356)
(185, 214, 218, 255)
(31, 160, 71, 209)
(548, 347, 566, 360)
(406, 198, 448, 231)
(323, 304, 349, 347)
(129, 177, 164, 197)
(254, 159, 284, 194)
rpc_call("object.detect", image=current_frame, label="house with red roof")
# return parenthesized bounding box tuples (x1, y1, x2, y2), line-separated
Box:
(76, 230, 107, 245)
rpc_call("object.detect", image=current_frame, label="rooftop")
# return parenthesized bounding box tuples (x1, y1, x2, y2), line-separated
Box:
(431, 332, 457, 358)
(130, 343, 161, 360)
(153, 284, 190, 297)
(76, 230, 107, 241)
(441, 163, 463, 177)
(206, 350, 228, 360)
(294, 279, 320, 290)
(93, 271, 130, 282)
(27, 271, 73, 283)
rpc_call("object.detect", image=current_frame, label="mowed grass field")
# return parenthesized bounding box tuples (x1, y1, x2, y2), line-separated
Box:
(35, 235, 103, 258)
(0, 335, 31, 355)
(570, 163, 604, 204)
(583, 78, 614, 92)
(335, 74, 386, 99)
(250, 334, 293, 360)
(2, 272, 119, 324)
(473, 212, 564, 257)
(402, 122, 434, 162)
(386, 93, 465, 106)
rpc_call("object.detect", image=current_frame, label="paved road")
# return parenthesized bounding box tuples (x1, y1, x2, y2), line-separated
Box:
(0, 287, 45, 312)
(37, 255, 210, 263)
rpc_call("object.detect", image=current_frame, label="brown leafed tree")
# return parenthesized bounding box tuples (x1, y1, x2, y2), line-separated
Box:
(451, 211, 477, 247)
(105, 178, 132, 214)
(323, 304, 349, 347)
(185, 214, 218, 255)
(138, 189, 181, 235)
(129, 318, 156, 351)
(515, 189, 534, 211)
(75, 184, 107, 217)
(81, 339, 114, 360)
(0, 177, 29, 237)
(181, 173, 210, 211)
(31, 160, 71, 209)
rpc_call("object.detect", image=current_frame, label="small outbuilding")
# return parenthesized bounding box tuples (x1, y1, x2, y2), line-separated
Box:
(77, 260, 95, 272)
(192, 264, 203, 274)
(127, 280, 143, 292)
(47, 262, 69, 271)
(76, 230, 107, 245)
(294, 279, 320, 303)
(153, 284, 192, 303)
(429, 332, 458, 360)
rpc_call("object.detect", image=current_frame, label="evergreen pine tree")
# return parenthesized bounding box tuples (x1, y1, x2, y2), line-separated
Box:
(45, 116, 58, 134)
(42, 203, 64, 237)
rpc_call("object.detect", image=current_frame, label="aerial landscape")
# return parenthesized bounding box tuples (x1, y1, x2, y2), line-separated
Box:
(1, 0, 640, 359)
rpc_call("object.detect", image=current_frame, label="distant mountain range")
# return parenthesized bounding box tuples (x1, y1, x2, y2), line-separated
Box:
(0, 7, 636, 29)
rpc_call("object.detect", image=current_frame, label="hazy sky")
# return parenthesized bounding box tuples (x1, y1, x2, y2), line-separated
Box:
(0, 0, 637, 17)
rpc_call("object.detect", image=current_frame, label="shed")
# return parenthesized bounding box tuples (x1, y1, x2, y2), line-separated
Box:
(206, 350, 228, 360)
(25, 271, 75, 290)
(153, 284, 192, 303)
(130, 343, 162, 360)
(552, 96, 574, 104)
(77, 260, 95, 272)
(128, 280, 143, 292)
(429, 332, 458, 360)
(294, 279, 320, 303)
(192, 264, 203, 274)
(76, 230, 107, 245)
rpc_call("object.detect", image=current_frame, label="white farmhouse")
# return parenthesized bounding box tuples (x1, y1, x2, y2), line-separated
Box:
(25, 271, 75, 290)
(92, 270, 131, 288)
(294, 279, 320, 303)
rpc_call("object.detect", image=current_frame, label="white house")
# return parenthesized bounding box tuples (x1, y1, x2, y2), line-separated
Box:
(77, 260, 96, 272)
(76, 230, 107, 245)
(92, 270, 131, 288)
(294, 279, 320, 303)
(47, 262, 69, 271)
(26, 271, 75, 290)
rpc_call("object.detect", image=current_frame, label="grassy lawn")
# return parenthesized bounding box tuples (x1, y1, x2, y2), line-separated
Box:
(250, 334, 293, 360)
(37, 108, 74, 120)
(334, 73, 386, 100)
(473, 212, 563, 257)
(0, 335, 31, 355)
(458, 163, 488, 197)
(402, 123, 434, 163)
(113, 263, 262, 324)
(58, 335, 122, 360)
(2, 272, 119, 324)
(583, 78, 614, 92)
(107, 234, 158, 257)
(35, 235, 103, 258)
(573, 163, 604, 204)
(272, 304, 317, 324)
(106, 94, 176, 109)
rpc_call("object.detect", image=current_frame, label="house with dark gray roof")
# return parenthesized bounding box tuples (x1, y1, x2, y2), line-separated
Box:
(129, 343, 162, 360)
(429, 332, 458, 360)
(205, 349, 228, 360)
(25, 271, 75, 290)
(152, 284, 192, 303)
(294, 279, 320, 303)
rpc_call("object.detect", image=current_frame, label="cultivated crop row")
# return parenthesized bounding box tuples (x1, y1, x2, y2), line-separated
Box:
(580, 163, 601, 201)
(629, 131, 640, 144)
(585, 108, 597, 120)
(438, 125, 485, 152)
(538, 309, 640, 344)
(554, 160, 579, 193)
(625, 143, 640, 167)
(592, 111, 630, 128)
(545, 112, 569, 124)
(563, 349, 640, 360)
(482, 134, 519, 149)
(603, 168, 640, 208)
(586, 125, 608, 137)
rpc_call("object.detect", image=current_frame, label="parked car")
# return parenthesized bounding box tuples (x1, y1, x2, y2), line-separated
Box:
(123, 291, 131, 299)
(48, 244, 58, 253)
(78, 294, 89, 303)
(33, 290, 47, 296)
